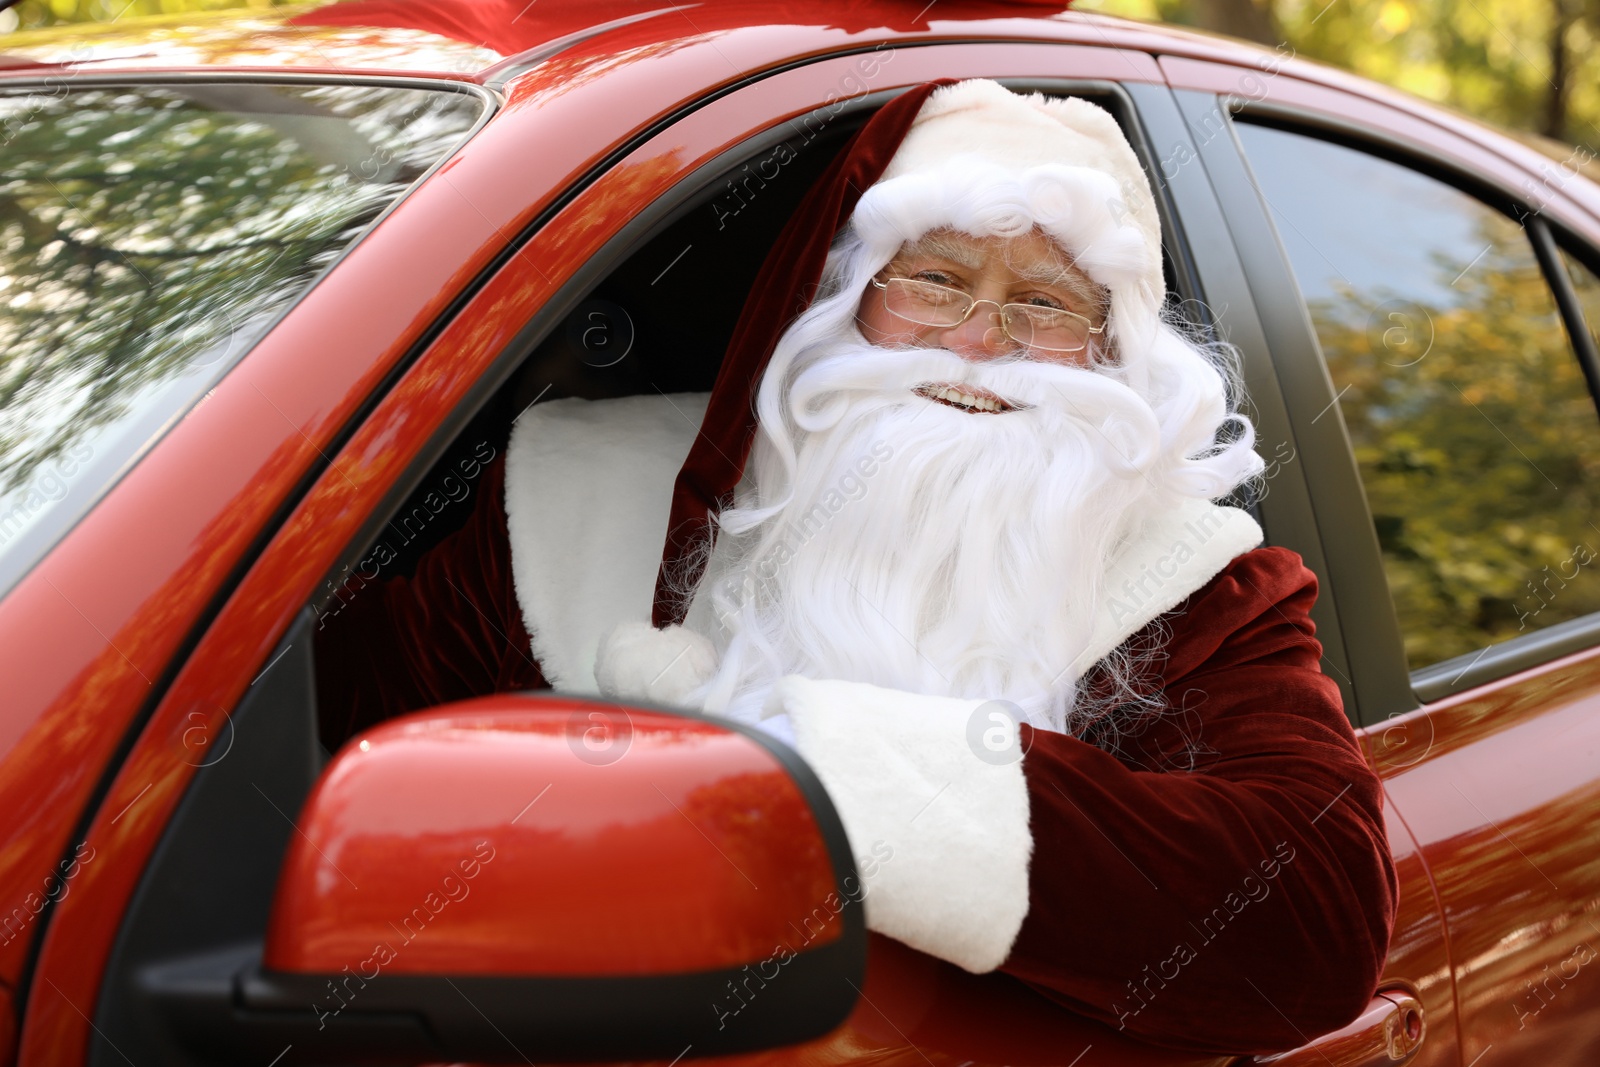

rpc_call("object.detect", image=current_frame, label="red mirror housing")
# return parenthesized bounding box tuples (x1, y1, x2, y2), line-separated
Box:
(243, 694, 865, 1063)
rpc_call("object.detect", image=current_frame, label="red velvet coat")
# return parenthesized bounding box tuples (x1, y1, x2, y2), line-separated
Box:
(314, 452, 1397, 1056)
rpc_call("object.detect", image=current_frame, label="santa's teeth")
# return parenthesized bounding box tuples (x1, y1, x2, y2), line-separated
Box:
(961, 393, 977, 407)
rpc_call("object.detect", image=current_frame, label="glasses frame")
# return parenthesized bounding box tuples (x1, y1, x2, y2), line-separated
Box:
(869, 275, 1107, 354)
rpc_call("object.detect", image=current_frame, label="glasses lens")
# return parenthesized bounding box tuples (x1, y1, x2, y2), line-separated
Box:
(883, 278, 971, 327)
(1003, 305, 1095, 352)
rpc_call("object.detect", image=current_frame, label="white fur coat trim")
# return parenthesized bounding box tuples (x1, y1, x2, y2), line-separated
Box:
(767, 675, 1032, 974)
(1081, 498, 1264, 677)
(502, 392, 709, 692)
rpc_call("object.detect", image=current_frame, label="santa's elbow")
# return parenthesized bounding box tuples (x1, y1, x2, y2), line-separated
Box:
(1257, 946, 1389, 1050)
(1290, 973, 1384, 1043)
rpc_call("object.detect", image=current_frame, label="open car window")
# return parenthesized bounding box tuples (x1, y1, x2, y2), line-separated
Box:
(307, 86, 1179, 751)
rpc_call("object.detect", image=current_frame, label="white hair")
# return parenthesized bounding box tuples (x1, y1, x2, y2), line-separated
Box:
(685, 193, 1264, 741)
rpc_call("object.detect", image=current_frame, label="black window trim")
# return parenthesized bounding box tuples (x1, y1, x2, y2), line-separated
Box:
(1227, 97, 1600, 705)
(1534, 220, 1600, 417)
(1167, 87, 1378, 726)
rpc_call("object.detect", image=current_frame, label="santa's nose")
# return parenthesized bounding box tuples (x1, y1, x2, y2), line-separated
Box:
(940, 300, 1013, 361)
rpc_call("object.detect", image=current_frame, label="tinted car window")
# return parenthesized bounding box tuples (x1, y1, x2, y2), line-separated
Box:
(1236, 123, 1600, 671)
(0, 82, 484, 595)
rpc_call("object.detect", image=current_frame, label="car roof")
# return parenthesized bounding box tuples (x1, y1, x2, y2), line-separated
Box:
(0, 0, 1294, 83)
(2, 0, 1591, 222)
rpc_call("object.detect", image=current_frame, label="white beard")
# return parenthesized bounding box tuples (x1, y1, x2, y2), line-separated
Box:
(691, 335, 1184, 732)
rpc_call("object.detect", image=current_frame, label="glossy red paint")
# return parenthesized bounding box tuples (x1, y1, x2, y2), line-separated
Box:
(14, 39, 1163, 1064)
(0, 2, 1594, 1065)
(265, 697, 841, 976)
(814, 934, 1232, 1067)
(1359, 764, 1460, 1067)
(1372, 647, 1600, 1066)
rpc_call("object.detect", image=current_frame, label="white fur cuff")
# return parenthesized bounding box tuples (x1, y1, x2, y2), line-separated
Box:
(770, 676, 1032, 974)
(594, 621, 717, 706)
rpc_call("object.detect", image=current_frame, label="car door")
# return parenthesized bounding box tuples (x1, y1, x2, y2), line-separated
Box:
(1167, 57, 1600, 1067)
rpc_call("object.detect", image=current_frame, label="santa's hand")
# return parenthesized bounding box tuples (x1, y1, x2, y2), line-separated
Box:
(765, 675, 1032, 975)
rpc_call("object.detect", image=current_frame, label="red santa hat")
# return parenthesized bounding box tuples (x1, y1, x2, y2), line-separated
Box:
(652, 78, 1165, 625)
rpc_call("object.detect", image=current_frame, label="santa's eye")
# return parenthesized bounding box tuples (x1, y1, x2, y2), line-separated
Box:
(1016, 292, 1068, 311)
(909, 269, 961, 288)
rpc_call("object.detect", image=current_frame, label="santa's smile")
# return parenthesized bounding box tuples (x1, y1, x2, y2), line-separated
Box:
(914, 381, 1026, 414)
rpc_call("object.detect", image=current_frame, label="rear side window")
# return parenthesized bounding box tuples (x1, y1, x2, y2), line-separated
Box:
(0, 81, 485, 595)
(1235, 123, 1600, 672)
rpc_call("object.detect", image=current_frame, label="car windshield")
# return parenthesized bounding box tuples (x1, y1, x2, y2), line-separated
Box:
(0, 80, 486, 595)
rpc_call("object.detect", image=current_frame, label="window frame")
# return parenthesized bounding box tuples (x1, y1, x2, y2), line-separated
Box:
(1223, 96, 1600, 707)
(1167, 87, 1381, 725)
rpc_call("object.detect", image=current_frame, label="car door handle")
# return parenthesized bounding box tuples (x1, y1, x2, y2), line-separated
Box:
(1250, 990, 1425, 1066)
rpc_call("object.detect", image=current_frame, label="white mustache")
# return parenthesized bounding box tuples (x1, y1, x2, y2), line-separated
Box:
(784, 342, 1163, 477)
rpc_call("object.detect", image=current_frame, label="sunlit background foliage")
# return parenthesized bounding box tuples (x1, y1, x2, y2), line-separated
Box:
(1080, 0, 1600, 154)
(0, 0, 292, 35)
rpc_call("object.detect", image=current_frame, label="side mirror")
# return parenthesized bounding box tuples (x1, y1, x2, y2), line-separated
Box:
(169, 694, 864, 1064)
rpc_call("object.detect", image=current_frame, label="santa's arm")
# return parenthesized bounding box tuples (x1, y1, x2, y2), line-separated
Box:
(314, 452, 546, 747)
(775, 548, 1395, 1057)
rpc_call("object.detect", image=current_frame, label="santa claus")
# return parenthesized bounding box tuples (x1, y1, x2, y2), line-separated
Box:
(317, 79, 1396, 1056)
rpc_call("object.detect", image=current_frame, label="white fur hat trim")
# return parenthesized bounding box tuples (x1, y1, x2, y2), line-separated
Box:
(848, 81, 1167, 391)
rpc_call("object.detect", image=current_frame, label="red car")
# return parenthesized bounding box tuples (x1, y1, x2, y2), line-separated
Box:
(2, 2, 1598, 1064)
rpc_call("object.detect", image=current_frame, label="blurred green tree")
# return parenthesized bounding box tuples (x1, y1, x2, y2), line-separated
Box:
(1310, 222, 1600, 667)
(1080, 0, 1600, 153)
(1, 0, 291, 35)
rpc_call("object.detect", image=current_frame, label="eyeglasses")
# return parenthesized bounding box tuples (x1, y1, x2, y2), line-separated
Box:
(870, 276, 1106, 353)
